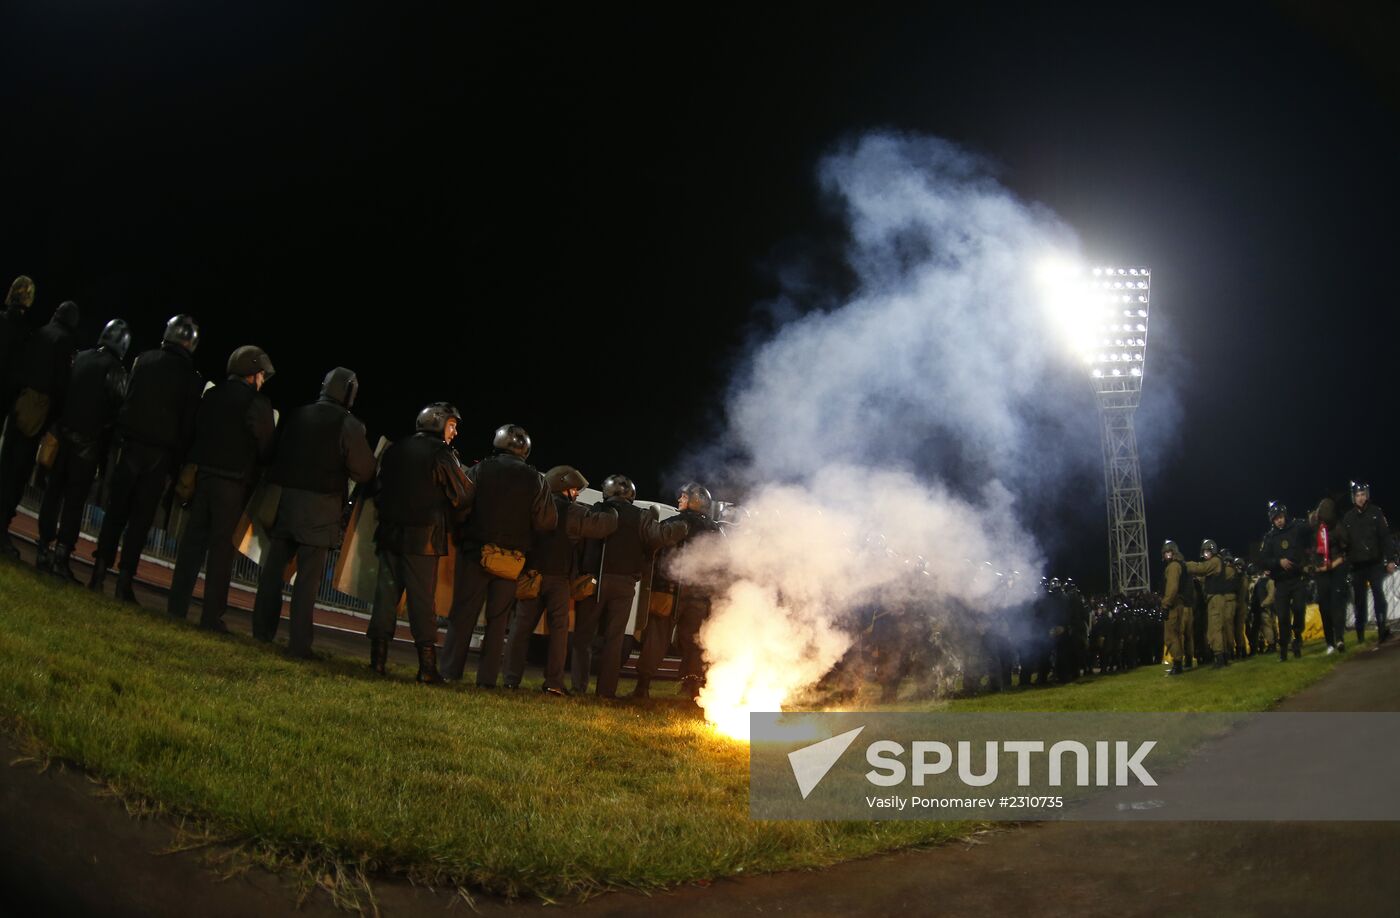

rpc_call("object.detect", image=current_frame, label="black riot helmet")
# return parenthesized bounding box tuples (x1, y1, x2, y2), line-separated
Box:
(1351, 481, 1371, 498)
(227, 345, 276, 380)
(416, 402, 461, 435)
(1267, 501, 1287, 523)
(602, 474, 636, 502)
(545, 465, 589, 494)
(678, 481, 713, 516)
(1200, 539, 1217, 557)
(1162, 540, 1181, 559)
(53, 300, 80, 331)
(320, 367, 359, 408)
(492, 423, 531, 459)
(163, 314, 200, 353)
(97, 319, 132, 361)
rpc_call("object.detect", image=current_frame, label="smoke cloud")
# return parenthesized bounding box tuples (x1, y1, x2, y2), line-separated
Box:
(670, 133, 1106, 730)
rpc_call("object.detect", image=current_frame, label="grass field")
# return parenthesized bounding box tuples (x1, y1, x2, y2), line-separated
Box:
(0, 560, 1364, 906)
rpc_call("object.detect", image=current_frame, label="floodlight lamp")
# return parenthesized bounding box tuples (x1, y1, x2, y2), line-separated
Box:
(1130, 367, 1142, 377)
(1112, 368, 1122, 376)
(1138, 309, 1147, 317)
(1092, 369, 1104, 378)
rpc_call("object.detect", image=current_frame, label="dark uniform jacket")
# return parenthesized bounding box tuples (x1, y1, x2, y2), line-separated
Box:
(1336, 504, 1394, 566)
(117, 344, 204, 457)
(654, 509, 723, 596)
(374, 432, 472, 556)
(527, 494, 619, 577)
(0, 304, 38, 402)
(456, 451, 556, 552)
(55, 346, 128, 461)
(13, 318, 77, 412)
(266, 375, 376, 549)
(581, 498, 689, 581)
(1259, 518, 1309, 581)
(188, 377, 276, 482)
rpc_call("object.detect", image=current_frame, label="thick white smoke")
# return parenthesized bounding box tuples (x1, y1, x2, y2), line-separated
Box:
(670, 133, 1099, 733)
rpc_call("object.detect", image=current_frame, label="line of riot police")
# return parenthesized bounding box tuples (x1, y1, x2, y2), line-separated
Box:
(1, 279, 727, 699)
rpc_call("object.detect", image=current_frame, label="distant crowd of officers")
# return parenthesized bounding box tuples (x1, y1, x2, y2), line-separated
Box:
(0, 277, 724, 699)
(1159, 491, 1394, 675)
(812, 574, 1167, 702)
(829, 480, 1394, 699)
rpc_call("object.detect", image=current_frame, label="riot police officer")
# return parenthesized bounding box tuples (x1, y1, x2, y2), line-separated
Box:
(167, 346, 276, 630)
(251, 368, 376, 658)
(1160, 540, 1195, 676)
(90, 315, 204, 600)
(1337, 482, 1395, 644)
(440, 424, 558, 687)
(502, 465, 618, 694)
(572, 474, 687, 698)
(0, 299, 80, 559)
(634, 481, 724, 700)
(35, 319, 131, 581)
(366, 403, 472, 682)
(1187, 539, 1230, 668)
(1260, 501, 1309, 660)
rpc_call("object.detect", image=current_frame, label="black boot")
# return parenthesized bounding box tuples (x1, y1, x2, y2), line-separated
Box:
(1167, 660, 1183, 676)
(87, 556, 109, 592)
(630, 675, 651, 699)
(369, 637, 389, 675)
(50, 544, 78, 584)
(114, 570, 138, 604)
(35, 542, 54, 574)
(1292, 639, 1302, 659)
(415, 642, 442, 684)
(679, 675, 702, 700)
(1221, 651, 1231, 667)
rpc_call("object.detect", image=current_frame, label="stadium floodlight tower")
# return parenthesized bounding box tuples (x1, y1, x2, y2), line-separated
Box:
(1085, 265, 1152, 595)
(1037, 260, 1153, 595)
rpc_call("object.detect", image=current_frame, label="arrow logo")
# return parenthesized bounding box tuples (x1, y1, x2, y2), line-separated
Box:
(788, 726, 866, 799)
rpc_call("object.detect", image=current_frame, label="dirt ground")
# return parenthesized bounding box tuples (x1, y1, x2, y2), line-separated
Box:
(3, 545, 1399, 916)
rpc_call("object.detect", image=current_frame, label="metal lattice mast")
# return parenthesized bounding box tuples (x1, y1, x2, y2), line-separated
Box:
(1086, 266, 1152, 595)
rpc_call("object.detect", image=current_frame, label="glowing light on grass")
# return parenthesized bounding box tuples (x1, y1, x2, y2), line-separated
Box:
(699, 671, 787, 742)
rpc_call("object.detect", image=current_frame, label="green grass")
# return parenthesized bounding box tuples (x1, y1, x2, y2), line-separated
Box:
(0, 560, 1366, 904)
(941, 643, 1355, 713)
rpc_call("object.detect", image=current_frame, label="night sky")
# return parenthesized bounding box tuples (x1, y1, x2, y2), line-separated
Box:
(2, 1, 1396, 592)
